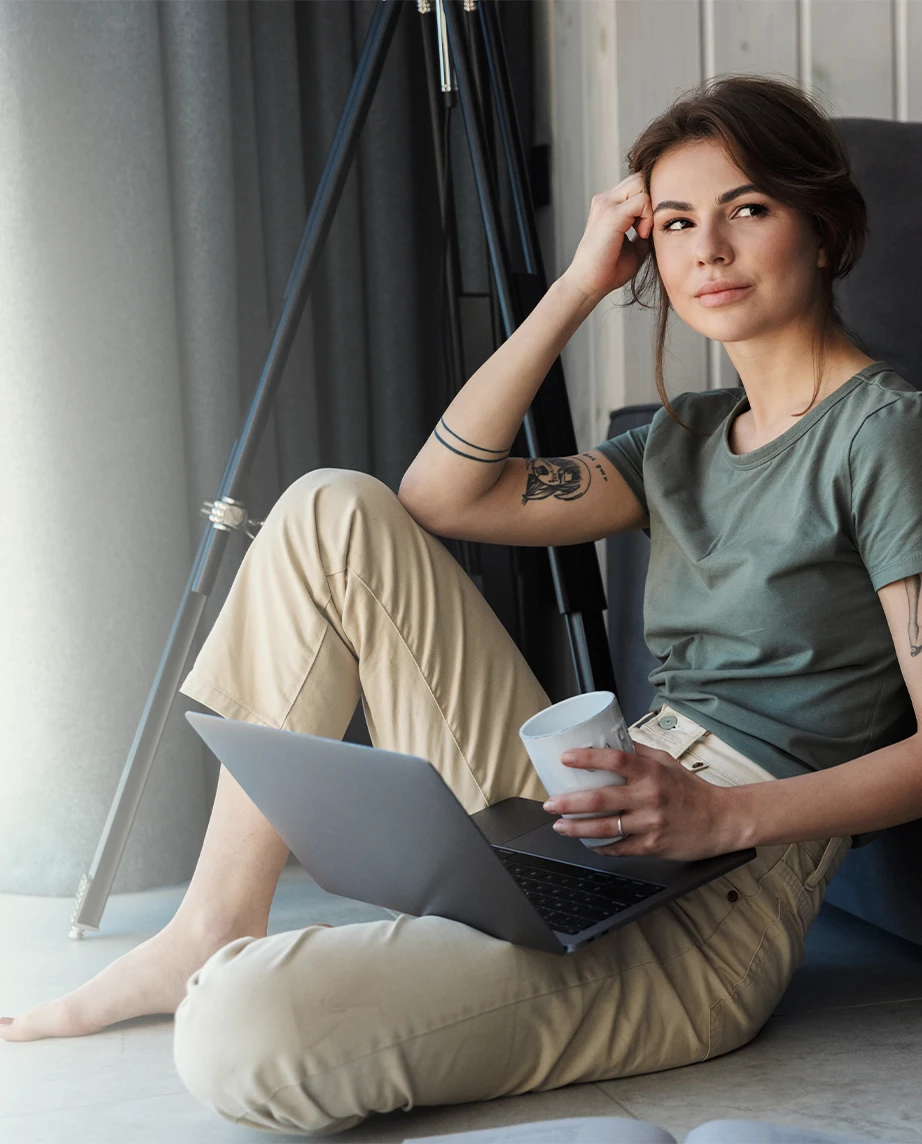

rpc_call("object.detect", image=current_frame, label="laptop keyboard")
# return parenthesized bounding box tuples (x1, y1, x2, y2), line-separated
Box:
(493, 847, 665, 935)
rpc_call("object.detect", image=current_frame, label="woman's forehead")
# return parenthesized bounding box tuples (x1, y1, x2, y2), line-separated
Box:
(650, 140, 744, 194)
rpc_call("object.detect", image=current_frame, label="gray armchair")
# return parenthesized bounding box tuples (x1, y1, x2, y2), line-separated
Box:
(605, 117, 922, 945)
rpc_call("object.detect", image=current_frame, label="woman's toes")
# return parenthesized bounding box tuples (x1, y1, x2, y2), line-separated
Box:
(0, 998, 90, 1042)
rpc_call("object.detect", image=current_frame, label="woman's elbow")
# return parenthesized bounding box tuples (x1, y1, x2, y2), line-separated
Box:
(397, 476, 443, 531)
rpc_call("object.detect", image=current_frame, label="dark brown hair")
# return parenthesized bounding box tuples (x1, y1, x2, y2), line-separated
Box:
(615, 73, 870, 432)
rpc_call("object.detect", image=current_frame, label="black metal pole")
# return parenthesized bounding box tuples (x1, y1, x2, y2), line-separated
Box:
(477, 0, 543, 278)
(477, 0, 614, 695)
(419, 12, 465, 402)
(418, 6, 483, 590)
(69, 0, 406, 938)
(442, 0, 614, 694)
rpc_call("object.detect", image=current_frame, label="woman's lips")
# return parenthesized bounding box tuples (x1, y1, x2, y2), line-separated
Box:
(696, 285, 752, 307)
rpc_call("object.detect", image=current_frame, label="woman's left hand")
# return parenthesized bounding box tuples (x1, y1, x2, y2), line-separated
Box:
(542, 742, 742, 861)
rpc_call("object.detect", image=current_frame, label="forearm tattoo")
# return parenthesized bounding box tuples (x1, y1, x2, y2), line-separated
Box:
(906, 574, 921, 656)
(433, 417, 512, 464)
(522, 454, 597, 503)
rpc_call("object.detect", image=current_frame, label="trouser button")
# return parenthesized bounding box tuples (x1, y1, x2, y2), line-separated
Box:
(657, 714, 678, 729)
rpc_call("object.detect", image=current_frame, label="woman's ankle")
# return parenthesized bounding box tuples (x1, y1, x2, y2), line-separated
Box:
(167, 905, 269, 950)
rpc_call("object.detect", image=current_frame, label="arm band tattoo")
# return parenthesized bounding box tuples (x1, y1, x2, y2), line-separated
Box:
(439, 417, 512, 455)
(433, 423, 509, 463)
(905, 573, 921, 656)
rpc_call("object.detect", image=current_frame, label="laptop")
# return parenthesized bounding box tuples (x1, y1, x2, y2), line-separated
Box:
(185, 711, 756, 955)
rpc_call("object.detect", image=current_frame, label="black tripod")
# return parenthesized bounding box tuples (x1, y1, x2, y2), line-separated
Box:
(69, 0, 614, 939)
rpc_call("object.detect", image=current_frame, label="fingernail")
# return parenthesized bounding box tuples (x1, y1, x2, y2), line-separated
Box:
(0, 1018, 13, 1025)
(543, 800, 557, 811)
(561, 752, 576, 763)
(552, 822, 566, 832)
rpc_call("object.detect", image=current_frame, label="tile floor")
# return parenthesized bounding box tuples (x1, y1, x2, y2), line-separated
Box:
(2, 866, 922, 1144)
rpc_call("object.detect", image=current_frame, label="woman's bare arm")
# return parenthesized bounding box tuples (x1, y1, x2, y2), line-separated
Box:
(397, 274, 599, 529)
(398, 176, 654, 541)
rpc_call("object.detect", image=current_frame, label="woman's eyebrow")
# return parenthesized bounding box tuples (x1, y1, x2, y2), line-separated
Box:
(652, 183, 761, 215)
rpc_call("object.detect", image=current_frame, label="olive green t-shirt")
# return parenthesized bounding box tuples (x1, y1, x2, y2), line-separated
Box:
(596, 361, 922, 779)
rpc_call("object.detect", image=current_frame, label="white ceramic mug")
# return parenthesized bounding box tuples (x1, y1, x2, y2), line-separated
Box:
(518, 690, 635, 847)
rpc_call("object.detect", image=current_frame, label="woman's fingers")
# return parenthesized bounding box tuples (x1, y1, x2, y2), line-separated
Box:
(564, 174, 653, 300)
(544, 782, 635, 816)
(546, 751, 737, 861)
(591, 835, 650, 858)
(553, 812, 634, 839)
(612, 187, 650, 230)
(608, 175, 651, 223)
(560, 745, 648, 775)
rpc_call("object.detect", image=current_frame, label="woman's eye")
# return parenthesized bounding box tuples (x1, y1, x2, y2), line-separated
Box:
(737, 203, 768, 220)
(660, 202, 768, 232)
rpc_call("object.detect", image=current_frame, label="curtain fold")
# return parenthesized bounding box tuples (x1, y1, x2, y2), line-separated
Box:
(0, 0, 212, 894)
(0, 0, 535, 895)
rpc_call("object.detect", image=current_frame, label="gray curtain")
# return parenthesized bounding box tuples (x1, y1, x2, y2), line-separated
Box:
(0, 0, 538, 895)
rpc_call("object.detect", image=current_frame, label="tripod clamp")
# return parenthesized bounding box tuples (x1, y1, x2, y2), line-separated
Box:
(419, 0, 476, 97)
(200, 497, 264, 541)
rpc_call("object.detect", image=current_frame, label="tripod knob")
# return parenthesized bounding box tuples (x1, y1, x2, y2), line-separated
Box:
(201, 497, 264, 540)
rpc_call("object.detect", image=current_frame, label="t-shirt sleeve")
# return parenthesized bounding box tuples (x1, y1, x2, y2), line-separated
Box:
(594, 421, 651, 519)
(848, 395, 922, 591)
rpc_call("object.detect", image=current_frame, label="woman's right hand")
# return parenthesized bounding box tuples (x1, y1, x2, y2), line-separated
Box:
(562, 172, 654, 304)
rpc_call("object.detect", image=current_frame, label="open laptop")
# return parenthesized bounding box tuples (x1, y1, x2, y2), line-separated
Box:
(185, 712, 756, 955)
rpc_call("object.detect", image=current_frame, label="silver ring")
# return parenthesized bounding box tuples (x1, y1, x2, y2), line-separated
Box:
(617, 814, 624, 840)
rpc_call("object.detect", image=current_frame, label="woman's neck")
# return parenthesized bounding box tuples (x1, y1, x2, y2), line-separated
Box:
(728, 338, 876, 436)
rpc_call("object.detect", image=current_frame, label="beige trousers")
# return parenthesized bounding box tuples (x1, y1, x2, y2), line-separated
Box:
(173, 468, 851, 1137)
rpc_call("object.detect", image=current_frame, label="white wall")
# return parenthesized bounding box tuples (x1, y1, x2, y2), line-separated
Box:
(538, 0, 922, 452)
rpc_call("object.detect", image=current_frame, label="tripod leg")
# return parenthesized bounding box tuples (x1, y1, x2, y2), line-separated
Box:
(441, 0, 613, 694)
(418, 9, 483, 590)
(69, 543, 213, 938)
(69, 0, 405, 939)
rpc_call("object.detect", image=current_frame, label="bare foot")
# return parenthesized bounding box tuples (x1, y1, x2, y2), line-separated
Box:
(0, 919, 331, 1043)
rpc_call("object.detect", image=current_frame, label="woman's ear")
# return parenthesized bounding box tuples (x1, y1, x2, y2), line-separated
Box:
(817, 244, 828, 269)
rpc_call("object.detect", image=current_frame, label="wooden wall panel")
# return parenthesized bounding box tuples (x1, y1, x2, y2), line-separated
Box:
(709, 0, 798, 80)
(905, 0, 922, 121)
(809, 0, 895, 118)
(615, 0, 706, 407)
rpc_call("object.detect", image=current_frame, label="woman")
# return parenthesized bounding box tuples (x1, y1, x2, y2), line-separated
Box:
(4, 74, 922, 1138)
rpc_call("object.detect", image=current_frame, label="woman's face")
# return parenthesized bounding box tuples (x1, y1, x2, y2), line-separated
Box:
(648, 139, 826, 347)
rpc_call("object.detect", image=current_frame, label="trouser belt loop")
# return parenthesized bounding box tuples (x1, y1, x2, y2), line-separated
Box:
(803, 836, 846, 891)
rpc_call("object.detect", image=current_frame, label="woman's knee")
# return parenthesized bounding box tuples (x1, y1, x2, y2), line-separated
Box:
(172, 936, 275, 1125)
(173, 930, 363, 1135)
(265, 468, 418, 558)
(263, 467, 430, 585)
(279, 467, 401, 522)
(173, 928, 386, 1134)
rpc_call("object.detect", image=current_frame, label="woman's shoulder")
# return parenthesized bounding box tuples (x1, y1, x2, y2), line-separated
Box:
(650, 385, 744, 434)
(855, 362, 920, 404)
(848, 364, 922, 450)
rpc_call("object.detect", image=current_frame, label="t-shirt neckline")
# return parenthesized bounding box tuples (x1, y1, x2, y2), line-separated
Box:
(722, 360, 890, 468)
